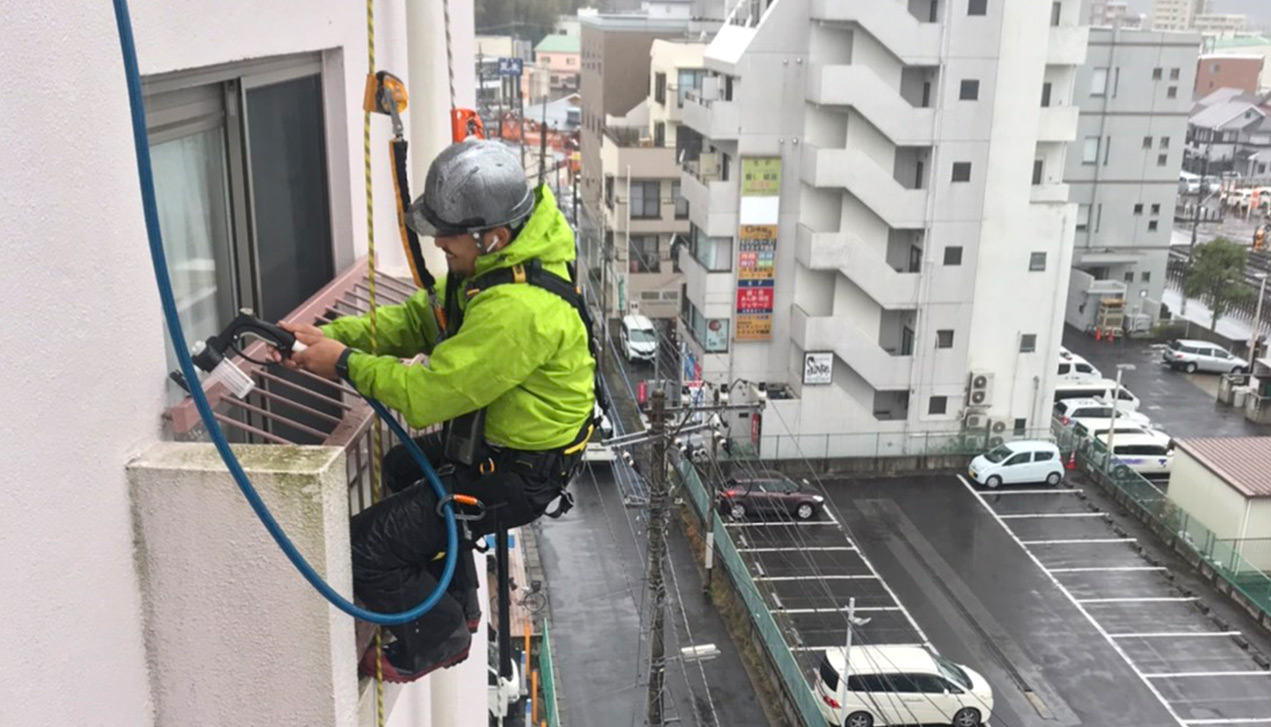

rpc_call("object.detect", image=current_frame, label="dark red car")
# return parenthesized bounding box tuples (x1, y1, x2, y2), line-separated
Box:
(717, 473, 825, 521)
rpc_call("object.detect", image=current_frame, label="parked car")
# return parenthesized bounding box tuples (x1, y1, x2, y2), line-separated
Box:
(1057, 354, 1102, 382)
(968, 441, 1064, 488)
(1071, 418, 1171, 448)
(620, 314, 658, 363)
(1053, 379, 1141, 411)
(1162, 339, 1249, 374)
(1091, 432, 1174, 478)
(814, 645, 995, 727)
(718, 472, 824, 521)
(1054, 397, 1150, 427)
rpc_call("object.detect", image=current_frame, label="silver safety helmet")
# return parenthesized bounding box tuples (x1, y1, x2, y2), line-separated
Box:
(406, 140, 534, 240)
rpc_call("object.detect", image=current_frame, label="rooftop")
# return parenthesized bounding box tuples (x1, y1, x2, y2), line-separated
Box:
(1212, 35, 1271, 48)
(1175, 437, 1271, 497)
(536, 34, 580, 54)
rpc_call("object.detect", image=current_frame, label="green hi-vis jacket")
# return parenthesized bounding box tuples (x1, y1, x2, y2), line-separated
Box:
(321, 186, 595, 451)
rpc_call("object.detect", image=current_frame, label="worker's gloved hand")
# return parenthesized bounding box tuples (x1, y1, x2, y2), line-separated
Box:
(271, 322, 346, 380)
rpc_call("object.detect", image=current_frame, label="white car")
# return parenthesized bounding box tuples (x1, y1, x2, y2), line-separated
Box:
(1054, 397, 1150, 427)
(1162, 339, 1249, 374)
(968, 441, 1064, 489)
(620, 314, 658, 363)
(814, 645, 994, 727)
(1071, 418, 1170, 448)
(1093, 432, 1174, 478)
(1054, 379, 1141, 411)
(1057, 355, 1102, 382)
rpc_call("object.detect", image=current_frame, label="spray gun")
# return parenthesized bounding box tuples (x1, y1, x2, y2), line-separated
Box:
(170, 309, 307, 398)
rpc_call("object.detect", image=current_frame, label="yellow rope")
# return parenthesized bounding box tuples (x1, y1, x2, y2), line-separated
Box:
(363, 0, 385, 724)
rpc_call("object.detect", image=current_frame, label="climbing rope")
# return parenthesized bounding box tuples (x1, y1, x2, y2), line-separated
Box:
(442, 0, 457, 111)
(362, 0, 387, 720)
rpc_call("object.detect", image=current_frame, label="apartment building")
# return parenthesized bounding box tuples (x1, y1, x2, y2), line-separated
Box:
(1153, 0, 1208, 32)
(523, 33, 582, 103)
(1197, 53, 1266, 95)
(1090, 1, 1147, 30)
(1064, 29, 1200, 332)
(1209, 35, 1271, 92)
(3, 1, 493, 725)
(678, 0, 1087, 457)
(1193, 13, 1248, 38)
(578, 12, 695, 319)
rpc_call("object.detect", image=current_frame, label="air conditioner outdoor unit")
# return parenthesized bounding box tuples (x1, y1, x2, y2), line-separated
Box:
(963, 411, 988, 430)
(968, 371, 994, 407)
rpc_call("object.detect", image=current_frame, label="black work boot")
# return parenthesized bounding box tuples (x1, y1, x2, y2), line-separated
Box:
(359, 621, 472, 683)
(430, 547, 482, 632)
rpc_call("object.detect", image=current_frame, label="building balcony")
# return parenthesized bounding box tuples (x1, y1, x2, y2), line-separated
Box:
(678, 244, 735, 318)
(1037, 105, 1080, 144)
(795, 224, 919, 308)
(808, 0, 943, 65)
(682, 162, 739, 237)
(791, 304, 914, 390)
(807, 64, 935, 145)
(1047, 25, 1089, 66)
(801, 144, 928, 229)
(1030, 182, 1070, 204)
(600, 130, 679, 178)
(682, 91, 740, 141)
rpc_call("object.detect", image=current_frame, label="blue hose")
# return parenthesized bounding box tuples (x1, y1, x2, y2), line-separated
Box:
(111, 0, 457, 626)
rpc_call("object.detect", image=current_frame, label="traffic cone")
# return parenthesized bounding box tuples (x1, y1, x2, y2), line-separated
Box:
(1094, 328, 1101, 341)
(1065, 450, 1077, 470)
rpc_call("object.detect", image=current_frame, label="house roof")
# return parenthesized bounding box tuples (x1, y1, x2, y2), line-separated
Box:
(1212, 35, 1271, 49)
(1191, 99, 1266, 130)
(535, 34, 580, 54)
(1175, 438, 1271, 498)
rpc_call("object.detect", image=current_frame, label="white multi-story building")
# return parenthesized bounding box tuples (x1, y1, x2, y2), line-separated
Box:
(2, 1, 495, 725)
(1064, 28, 1200, 332)
(1153, 0, 1208, 32)
(1193, 13, 1248, 38)
(677, 0, 1087, 457)
(1090, 1, 1147, 30)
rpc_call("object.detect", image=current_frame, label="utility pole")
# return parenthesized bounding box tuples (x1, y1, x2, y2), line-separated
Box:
(1184, 135, 1214, 316)
(1250, 272, 1268, 362)
(644, 389, 669, 727)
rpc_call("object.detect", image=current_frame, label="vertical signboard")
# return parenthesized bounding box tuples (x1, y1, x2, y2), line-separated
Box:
(734, 158, 781, 341)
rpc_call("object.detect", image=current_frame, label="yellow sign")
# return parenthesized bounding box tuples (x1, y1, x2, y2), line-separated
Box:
(741, 158, 781, 197)
(735, 314, 772, 341)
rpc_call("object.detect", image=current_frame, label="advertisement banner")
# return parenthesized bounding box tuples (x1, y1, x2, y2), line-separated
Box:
(803, 352, 833, 386)
(734, 158, 781, 342)
(741, 158, 782, 197)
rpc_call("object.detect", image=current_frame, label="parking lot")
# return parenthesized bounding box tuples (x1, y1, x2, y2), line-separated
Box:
(821, 472, 1271, 727)
(1062, 332, 1262, 440)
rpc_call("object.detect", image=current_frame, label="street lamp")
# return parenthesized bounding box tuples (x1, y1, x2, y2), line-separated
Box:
(1104, 363, 1136, 477)
(1250, 273, 1268, 366)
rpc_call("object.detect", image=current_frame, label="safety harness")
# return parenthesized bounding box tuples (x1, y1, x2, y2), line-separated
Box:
(437, 257, 611, 519)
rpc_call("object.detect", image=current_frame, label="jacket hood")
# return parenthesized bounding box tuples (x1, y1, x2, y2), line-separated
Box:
(473, 185, 574, 277)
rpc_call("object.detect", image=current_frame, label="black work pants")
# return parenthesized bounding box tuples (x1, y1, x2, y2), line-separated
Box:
(349, 432, 568, 659)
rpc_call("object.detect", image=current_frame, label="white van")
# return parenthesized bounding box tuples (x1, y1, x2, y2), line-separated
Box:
(1057, 354, 1102, 382)
(814, 645, 994, 727)
(1053, 379, 1140, 411)
(968, 440, 1064, 488)
(620, 314, 658, 363)
(1092, 432, 1174, 478)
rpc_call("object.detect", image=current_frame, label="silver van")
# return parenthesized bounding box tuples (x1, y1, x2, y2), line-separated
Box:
(1162, 339, 1249, 374)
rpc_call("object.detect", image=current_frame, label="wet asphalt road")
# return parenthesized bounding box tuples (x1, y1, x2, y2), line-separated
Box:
(1062, 330, 1264, 440)
(536, 458, 770, 727)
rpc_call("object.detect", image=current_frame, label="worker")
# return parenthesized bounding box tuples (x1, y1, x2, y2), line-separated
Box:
(277, 140, 595, 682)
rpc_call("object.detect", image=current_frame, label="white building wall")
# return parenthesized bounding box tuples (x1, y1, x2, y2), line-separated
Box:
(0, 0, 470, 722)
(1167, 451, 1249, 540)
(688, 0, 1081, 453)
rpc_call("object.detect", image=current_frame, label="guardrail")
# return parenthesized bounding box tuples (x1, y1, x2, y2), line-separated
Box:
(541, 621, 562, 727)
(1053, 422, 1271, 632)
(671, 454, 827, 727)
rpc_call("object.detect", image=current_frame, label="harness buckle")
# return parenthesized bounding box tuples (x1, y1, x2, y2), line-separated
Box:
(436, 493, 487, 522)
(478, 458, 497, 475)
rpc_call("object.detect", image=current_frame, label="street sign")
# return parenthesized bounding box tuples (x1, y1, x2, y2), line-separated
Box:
(496, 57, 523, 77)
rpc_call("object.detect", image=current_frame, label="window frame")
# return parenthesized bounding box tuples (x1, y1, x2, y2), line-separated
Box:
(959, 79, 980, 101)
(628, 179, 662, 219)
(951, 162, 972, 183)
(944, 246, 963, 266)
(1029, 251, 1047, 272)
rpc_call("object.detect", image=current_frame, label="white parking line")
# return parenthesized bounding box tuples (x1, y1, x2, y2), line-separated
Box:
(1183, 719, 1271, 725)
(1020, 538, 1137, 545)
(1050, 566, 1167, 573)
(823, 507, 840, 525)
(778, 606, 903, 614)
(728, 521, 842, 529)
(957, 474, 1188, 727)
(1077, 597, 1199, 604)
(753, 575, 878, 582)
(737, 546, 856, 553)
(1145, 671, 1271, 679)
(1000, 512, 1105, 519)
(1110, 632, 1243, 639)
(978, 489, 1081, 495)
